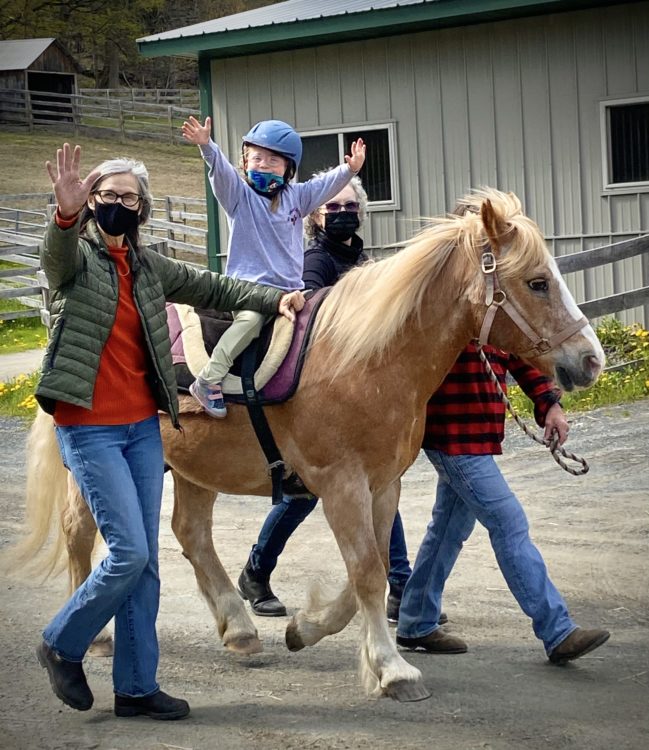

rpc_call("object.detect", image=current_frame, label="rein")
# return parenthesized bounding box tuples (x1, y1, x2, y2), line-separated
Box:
(475, 346, 589, 475)
(476, 247, 589, 476)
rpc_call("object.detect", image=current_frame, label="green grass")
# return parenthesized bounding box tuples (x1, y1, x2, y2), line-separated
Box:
(0, 302, 48, 353)
(0, 372, 39, 417)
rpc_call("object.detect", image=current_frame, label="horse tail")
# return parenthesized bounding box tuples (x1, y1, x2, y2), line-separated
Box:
(6, 407, 70, 578)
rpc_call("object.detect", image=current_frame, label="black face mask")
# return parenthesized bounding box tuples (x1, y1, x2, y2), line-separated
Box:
(94, 202, 139, 237)
(324, 211, 360, 242)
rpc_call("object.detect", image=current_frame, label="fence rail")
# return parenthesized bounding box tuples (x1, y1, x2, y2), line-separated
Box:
(555, 235, 649, 319)
(0, 88, 198, 144)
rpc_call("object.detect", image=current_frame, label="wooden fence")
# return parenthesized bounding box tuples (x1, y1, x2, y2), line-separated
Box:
(0, 88, 197, 144)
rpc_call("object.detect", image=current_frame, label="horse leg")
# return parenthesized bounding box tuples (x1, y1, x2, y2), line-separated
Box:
(289, 478, 428, 702)
(170, 471, 262, 655)
(285, 580, 358, 651)
(62, 476, 113, 657)
(364, 480, 428, 701)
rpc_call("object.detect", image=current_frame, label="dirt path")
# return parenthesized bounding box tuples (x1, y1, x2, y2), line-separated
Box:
(1, 402, 648, 750)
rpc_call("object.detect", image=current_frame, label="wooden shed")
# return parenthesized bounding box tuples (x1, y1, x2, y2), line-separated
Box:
(138, 0, 649, 324)
(0, 38, 77, 123)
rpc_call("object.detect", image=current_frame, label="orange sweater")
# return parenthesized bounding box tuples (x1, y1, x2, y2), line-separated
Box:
(54, 213, 158, 426)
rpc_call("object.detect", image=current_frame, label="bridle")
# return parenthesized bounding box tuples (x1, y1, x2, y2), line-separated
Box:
(476, 245, 590, 476)
(477, 248, 588, 356)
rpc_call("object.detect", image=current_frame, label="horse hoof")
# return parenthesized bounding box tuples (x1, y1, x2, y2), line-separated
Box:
(224, 635, 263, 655)
(285, 621, 305, 652)
(88, 638, 114, 658)
(384, 679, 431, 702)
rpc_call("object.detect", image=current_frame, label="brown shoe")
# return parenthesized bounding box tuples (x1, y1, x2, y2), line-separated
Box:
(548, 627, 610, 665)
(396, 629, 468, 654)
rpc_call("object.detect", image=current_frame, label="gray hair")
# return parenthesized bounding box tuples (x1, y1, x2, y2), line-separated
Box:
(304, 171, 368, 240)
(91, 157, 153, 225)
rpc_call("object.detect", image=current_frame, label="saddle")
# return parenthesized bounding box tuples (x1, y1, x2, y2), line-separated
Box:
(167, 288, 327, 405)
(166, 289, 329, 503)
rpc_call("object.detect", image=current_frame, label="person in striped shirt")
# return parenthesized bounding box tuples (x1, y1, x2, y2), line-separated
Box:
(395, 343, 610, 665)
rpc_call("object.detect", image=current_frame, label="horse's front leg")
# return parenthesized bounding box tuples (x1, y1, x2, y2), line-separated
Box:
(62, 477, 113, 656)
(365, 481, 429, 702)
(170, 471, 262, 655)
(287, 476, 428, 702)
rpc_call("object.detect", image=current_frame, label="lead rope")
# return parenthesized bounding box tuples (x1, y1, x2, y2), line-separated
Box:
(475, 344, 589, 476)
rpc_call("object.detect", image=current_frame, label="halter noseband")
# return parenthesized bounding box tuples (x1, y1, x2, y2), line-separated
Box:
(478, 247, 588, 357)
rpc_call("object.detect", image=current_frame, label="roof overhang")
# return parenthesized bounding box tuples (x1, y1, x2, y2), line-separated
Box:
(137, 0, 628, 60)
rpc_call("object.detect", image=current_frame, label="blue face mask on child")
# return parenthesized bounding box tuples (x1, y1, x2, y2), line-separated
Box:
(247, 170, 285, 194)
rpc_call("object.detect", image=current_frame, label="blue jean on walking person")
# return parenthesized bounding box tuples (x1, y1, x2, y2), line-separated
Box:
(397, 449, 577, 654)
(45, 415, 165, 697)
(249, 496, 411, 583)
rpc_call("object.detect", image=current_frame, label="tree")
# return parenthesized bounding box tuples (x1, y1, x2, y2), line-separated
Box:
(0, 0, 281, 89)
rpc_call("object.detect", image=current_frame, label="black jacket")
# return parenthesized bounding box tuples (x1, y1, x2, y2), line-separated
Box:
(302, 228, 368, 290)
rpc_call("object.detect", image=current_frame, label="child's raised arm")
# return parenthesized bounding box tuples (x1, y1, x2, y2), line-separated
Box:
(345, 138, 366, 174)
(182, 115, 212, 146)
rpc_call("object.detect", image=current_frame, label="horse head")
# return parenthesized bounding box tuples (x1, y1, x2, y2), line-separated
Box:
(458, 189, 605, 390)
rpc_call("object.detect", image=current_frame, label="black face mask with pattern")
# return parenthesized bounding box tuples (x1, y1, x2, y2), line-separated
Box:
(94, 202, 139, 236)
(324, 211, 360, 242)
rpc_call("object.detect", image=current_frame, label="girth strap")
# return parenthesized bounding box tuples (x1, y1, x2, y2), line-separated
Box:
(241, 342, 285, 504)
(240, 340, 314, 504)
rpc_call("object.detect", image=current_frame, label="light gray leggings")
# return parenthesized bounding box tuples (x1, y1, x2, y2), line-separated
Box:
(197, 309, 267, 385)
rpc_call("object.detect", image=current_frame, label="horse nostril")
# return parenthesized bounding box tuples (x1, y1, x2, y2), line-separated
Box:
(585, 354, 602, 372)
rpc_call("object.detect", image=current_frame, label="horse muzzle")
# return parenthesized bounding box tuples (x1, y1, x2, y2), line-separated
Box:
(555, 351, 604, 391)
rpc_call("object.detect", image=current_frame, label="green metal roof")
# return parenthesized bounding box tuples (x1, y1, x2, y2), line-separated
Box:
(137, 0, 624, 60)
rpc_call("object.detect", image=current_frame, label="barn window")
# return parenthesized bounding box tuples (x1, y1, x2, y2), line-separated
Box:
(299, 123, 398, 208)
(602, 98, 649, 188)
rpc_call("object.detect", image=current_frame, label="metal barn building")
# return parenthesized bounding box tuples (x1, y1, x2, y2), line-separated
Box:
(138, 0, 649, 324)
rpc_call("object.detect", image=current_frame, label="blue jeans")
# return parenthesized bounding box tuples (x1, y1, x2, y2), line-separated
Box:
(250, 496, 411, 585)
(46, 416, 164, 697)
(397, 449, 576, 654)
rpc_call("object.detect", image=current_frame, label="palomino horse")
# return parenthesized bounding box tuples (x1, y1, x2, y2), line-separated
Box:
(17, 189, 604, 703)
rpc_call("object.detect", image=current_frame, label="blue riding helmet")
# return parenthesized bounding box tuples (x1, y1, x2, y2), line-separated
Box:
(243, 120, 302, 168)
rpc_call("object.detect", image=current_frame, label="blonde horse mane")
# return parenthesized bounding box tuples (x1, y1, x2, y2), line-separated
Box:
(310, 188, 549, 377)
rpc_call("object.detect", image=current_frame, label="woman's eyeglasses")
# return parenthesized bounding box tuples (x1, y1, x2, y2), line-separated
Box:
(324, 201, 360, 213)
(93, 190, 142, 208)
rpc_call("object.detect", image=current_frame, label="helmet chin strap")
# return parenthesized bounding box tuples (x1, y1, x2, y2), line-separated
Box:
(477, 248, 588, 357)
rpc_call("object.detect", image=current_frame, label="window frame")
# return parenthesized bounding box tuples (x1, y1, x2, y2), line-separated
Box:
(600, 95, 649, 193)
(298, 121, 400, 211)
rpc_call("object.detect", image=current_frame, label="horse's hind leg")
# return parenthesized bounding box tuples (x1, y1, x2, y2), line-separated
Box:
(171, 471, 262, 655)
(63, 477, 113, 656)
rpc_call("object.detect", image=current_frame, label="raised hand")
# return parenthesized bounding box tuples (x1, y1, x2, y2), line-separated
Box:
(345, 138, 366, 173)
(45, 143, 101, 219)
(182, 115, 212, 146)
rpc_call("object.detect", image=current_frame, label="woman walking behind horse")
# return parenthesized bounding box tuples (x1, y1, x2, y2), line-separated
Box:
(238, 175, 416, 621)
(34, 143, 303, 720)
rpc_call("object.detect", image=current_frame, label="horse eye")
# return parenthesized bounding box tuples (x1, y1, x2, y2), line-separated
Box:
(529, 278, 548, 292)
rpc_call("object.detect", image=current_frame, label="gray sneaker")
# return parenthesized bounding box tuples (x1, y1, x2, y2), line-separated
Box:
(189, 378, 227, 418)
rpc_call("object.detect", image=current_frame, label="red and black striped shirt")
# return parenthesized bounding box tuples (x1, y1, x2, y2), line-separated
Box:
(422, 343, 561, 456)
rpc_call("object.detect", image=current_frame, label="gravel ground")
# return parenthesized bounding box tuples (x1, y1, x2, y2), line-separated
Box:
(0, 402, 648, 750)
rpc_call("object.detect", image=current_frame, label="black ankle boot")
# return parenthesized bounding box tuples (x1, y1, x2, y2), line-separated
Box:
(37, 640, 93, 711)
(114, 689, 190, 720)
(386, 583, 405, 624)
(237, 560, 287, 617)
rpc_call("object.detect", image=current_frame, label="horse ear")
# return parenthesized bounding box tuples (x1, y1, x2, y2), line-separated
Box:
(480, 198, 511, 252)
